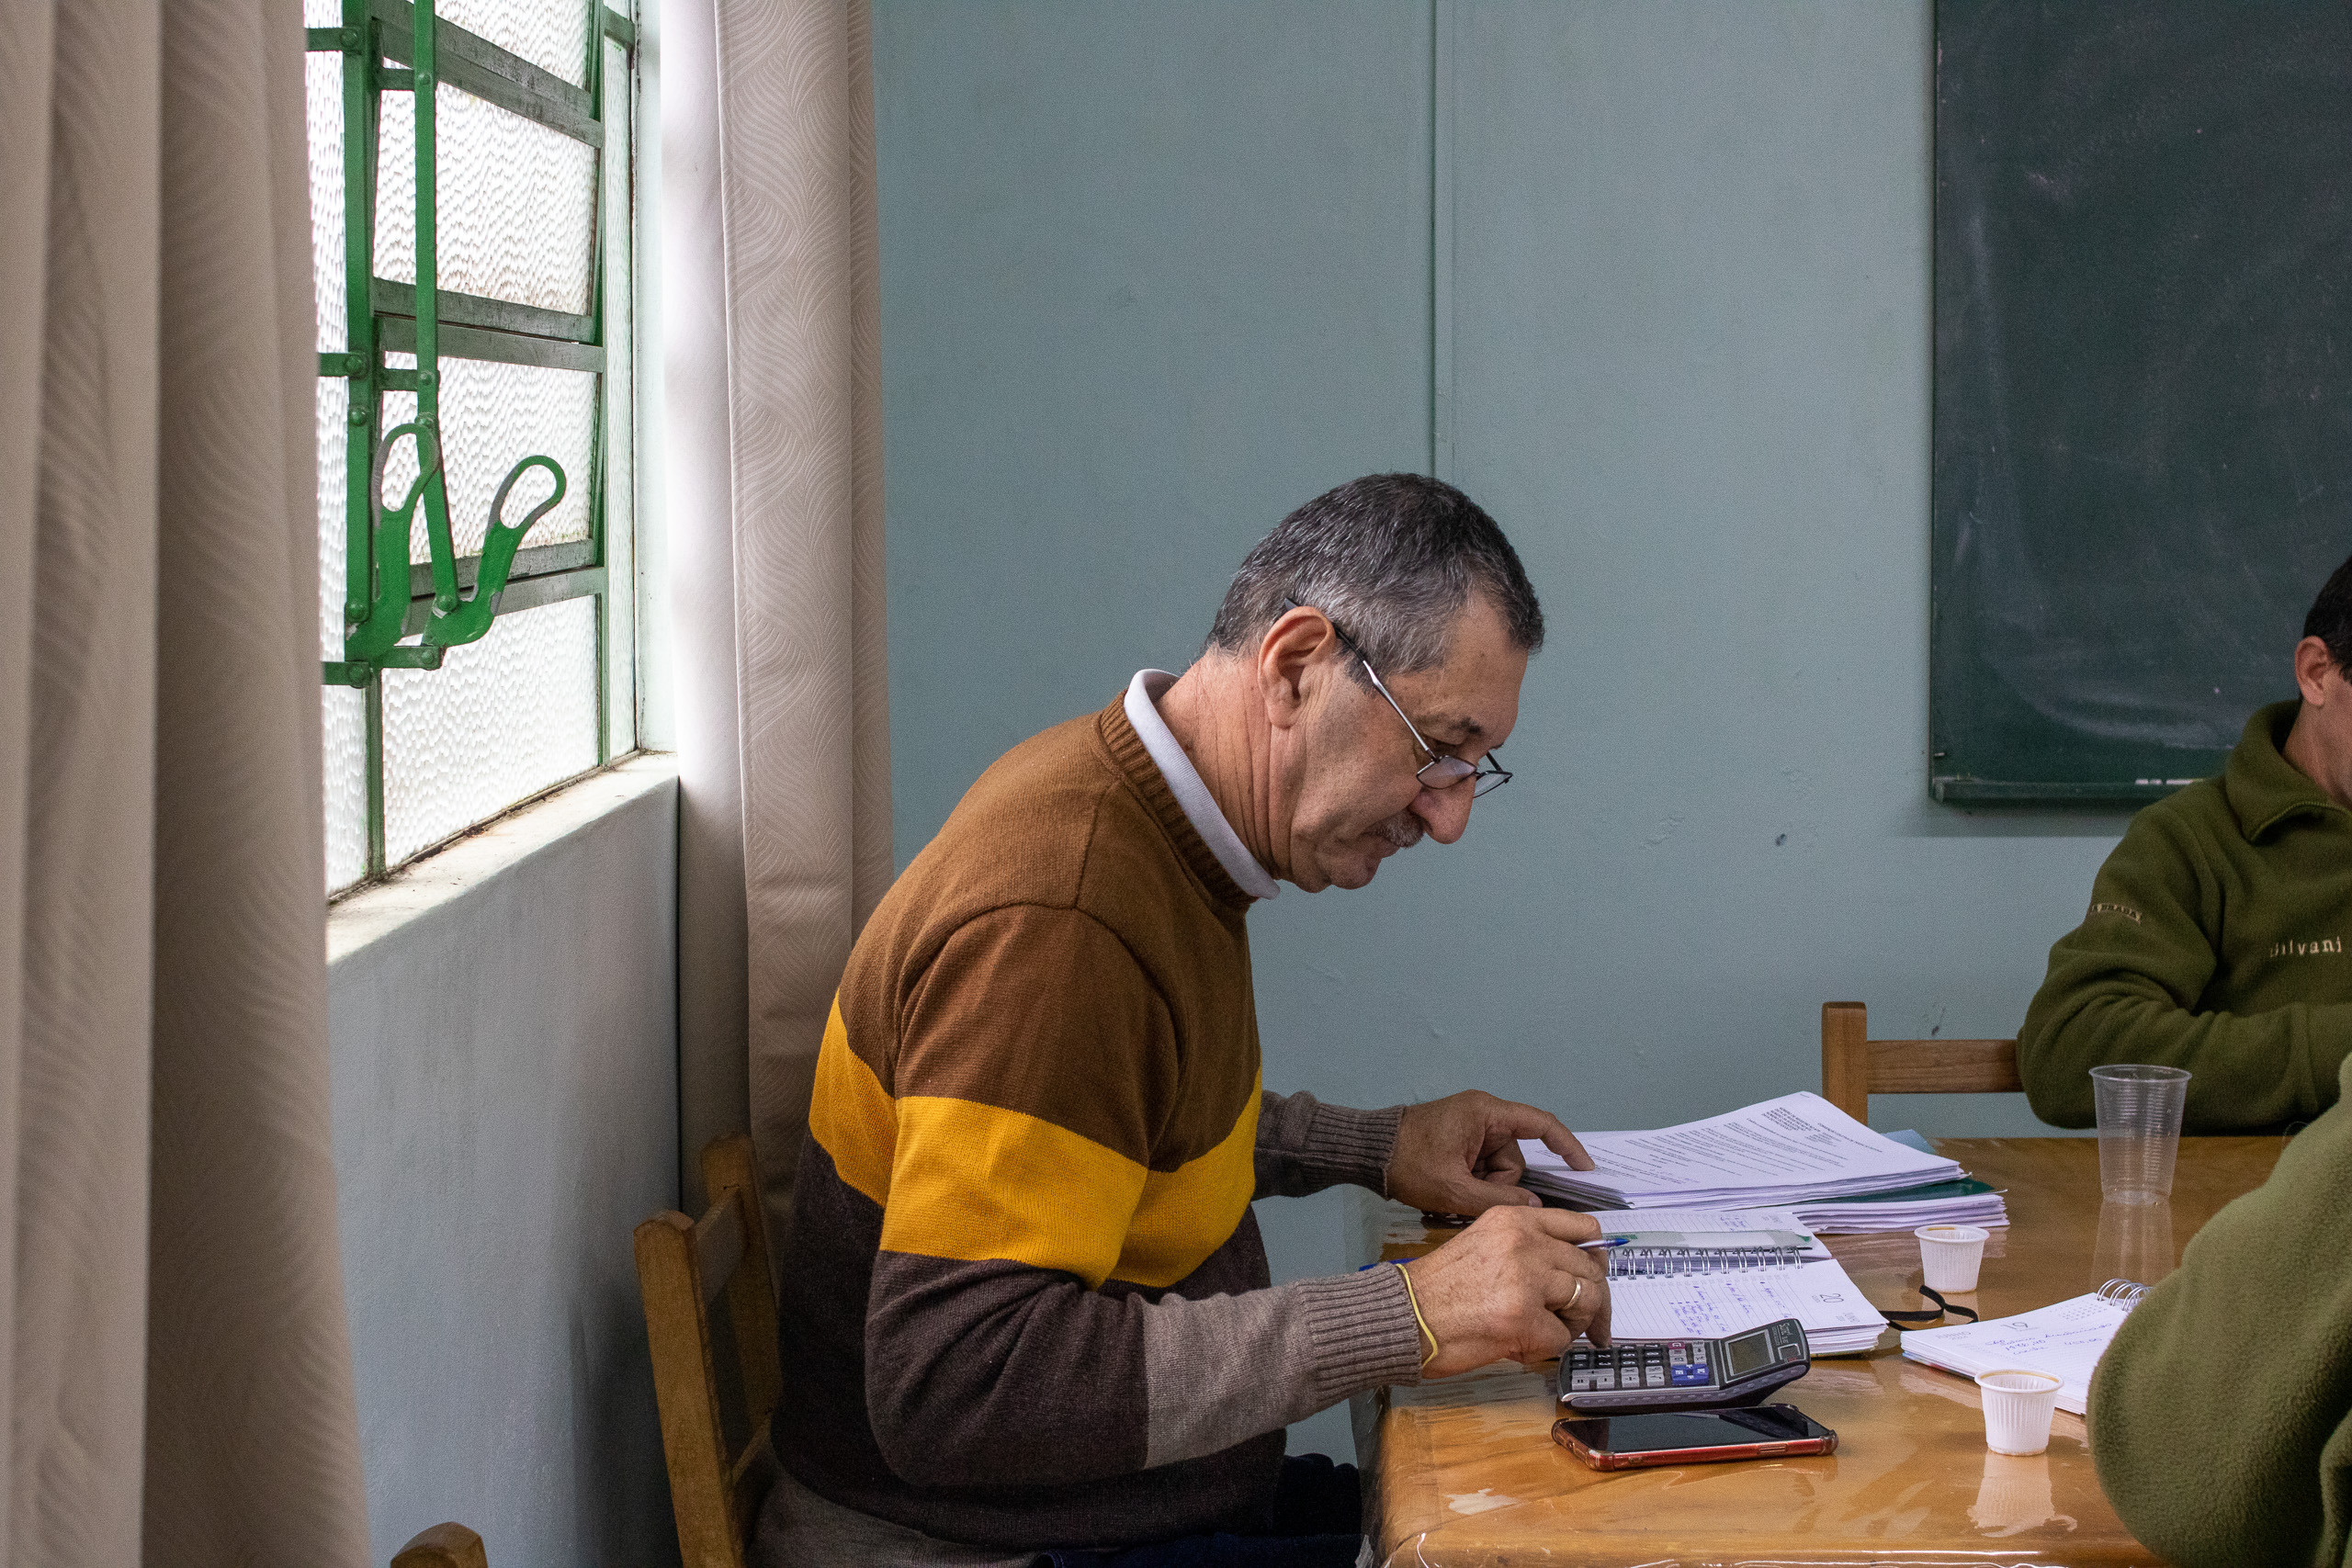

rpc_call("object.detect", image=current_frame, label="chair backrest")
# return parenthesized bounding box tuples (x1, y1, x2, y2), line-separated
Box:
(391, 1523, 486, 1568)
(1820, 1000, 2022, 1124)
(635, 1134, 785, 1568)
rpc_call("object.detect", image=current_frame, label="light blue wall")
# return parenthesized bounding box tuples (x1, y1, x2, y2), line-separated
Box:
(875, 0, 2132, 1461)
(327, 771, 681, 1567)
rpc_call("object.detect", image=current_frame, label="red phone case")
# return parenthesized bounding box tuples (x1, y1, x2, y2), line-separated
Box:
(1551, 1416, 1838, 1472)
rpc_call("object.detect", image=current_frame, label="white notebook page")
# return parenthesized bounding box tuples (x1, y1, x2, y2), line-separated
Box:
(1900, 1294, 2133, 1414)
(1604, 1258, 1889, 1347)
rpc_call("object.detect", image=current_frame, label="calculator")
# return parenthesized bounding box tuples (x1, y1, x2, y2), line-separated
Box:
(1559, 1318, 1812, 1414)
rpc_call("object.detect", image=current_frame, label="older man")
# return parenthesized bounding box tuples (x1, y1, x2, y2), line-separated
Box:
(2018, 551, 2352, 1133)
(758, 475, 1611, 1566)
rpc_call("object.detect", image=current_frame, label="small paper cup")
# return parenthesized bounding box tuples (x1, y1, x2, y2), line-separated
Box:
(1916, 1224, 1990, 1293)
(1975, 1369, 2063, 1455)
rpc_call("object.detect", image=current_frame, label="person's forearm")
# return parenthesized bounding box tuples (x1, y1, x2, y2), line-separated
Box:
(864, 1253, 1421, 1487)
(2019, 975, 2352, 1131)
(1253, 1089, 1403, 1199)
(1139, 1266, 1422, 1467)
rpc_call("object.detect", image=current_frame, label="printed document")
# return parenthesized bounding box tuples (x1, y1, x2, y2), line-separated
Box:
(1521, 1091, 1963, 1208)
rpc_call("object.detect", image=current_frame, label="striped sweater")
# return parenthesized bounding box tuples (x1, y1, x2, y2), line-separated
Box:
(770, 694, 1424, 1551)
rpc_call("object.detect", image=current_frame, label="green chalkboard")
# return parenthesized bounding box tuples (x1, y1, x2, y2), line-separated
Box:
(1932, 0, 2352, 804)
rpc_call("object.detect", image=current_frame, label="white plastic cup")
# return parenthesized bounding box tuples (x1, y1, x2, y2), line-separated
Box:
(1975, 1369, 2063, 1455)
(1916, 1224, 1990, 1292)
(2091, 1064, 2191, 1204)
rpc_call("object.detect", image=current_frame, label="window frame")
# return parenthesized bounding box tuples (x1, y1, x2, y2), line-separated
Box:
(310, 1, 641, 891)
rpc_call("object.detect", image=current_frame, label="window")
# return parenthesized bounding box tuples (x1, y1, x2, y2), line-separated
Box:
(305, 1, 639, 894)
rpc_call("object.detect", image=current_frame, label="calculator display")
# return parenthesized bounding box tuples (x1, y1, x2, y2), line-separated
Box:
(1724, 1329, 1774, 1380)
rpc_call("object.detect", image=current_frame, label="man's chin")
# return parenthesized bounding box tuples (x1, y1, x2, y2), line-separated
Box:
(1335, 842, 1399, 890)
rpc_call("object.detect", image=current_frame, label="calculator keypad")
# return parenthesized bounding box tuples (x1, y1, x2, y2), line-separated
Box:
(1565, 1341, 1713, 1393)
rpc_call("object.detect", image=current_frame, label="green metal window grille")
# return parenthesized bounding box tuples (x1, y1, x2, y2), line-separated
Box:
(307, 0, 638, 892)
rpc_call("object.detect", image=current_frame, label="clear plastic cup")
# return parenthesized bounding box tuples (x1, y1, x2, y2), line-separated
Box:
(2091, 1196, 2177, 1290)
(1915, 1224, 1989, 1292)
(1975, 1369, 2063, 1455)
(2090, 1064, 2191, 1204)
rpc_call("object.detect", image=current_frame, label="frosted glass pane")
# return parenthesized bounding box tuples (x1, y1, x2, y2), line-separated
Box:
(317, 376, 350, 649)
(376, 355, 595, 559)
(307, 53, 345, 353)
(380, 596, 600, 864)
(303, 2, 589, 86)
(601, 34, 637, 751)
(319, 376, 369, 892)
(437, 0, 593, 89)
(323, 688, 369, 892)
(376, 84, 595, 315)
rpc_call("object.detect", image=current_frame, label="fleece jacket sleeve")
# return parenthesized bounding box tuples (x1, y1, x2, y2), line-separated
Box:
(2089, 1055, 2352, 1568)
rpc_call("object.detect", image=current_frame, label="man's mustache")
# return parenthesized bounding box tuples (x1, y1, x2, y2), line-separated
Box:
(1375, 811, 1425, 850)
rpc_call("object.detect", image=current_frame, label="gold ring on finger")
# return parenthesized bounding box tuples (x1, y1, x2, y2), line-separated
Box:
(1568, 1279, 1584, 1310)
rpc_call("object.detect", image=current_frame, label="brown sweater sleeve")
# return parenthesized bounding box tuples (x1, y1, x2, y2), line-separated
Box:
(862, 907, 1421, 1489)
(1253, 1089, 1403, 1199)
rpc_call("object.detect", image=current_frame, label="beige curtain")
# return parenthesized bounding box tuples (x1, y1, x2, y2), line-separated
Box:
(666, 0, 893, 1233)
(0, 3, 370, 1564)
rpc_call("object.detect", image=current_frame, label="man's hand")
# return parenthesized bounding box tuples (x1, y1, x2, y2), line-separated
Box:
(1401, 1207, 1611, 1377)
(1385, 1090, 1593, 1216)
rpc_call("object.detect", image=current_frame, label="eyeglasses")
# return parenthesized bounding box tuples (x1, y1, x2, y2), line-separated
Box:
(1281, 598, 1513, 798)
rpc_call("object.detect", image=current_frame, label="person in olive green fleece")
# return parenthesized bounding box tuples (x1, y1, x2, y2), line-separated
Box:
(2018, 555, 2352, 1133)
(2089, 1051, 2352, 1566)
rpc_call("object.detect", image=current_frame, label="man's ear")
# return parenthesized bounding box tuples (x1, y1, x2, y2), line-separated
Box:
(1256, 606, 1340, 731)
(2294, 636, 2340, 706)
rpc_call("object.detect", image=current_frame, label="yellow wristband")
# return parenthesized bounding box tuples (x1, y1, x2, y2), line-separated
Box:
(1393, 1262, 1439, 1370)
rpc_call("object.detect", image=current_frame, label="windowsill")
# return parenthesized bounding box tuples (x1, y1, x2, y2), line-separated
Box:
(327, 752, 679, 967)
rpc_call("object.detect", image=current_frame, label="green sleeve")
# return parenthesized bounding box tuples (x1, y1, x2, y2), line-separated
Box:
(2016, 805, 2352, 1132)
(2088, 1056, 2352, 1568)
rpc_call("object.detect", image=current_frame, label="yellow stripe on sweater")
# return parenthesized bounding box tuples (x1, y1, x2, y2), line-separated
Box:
(1114, 1086, 1261, 1287)
(881, 1078, 1262, 1291)
(808, 998, 897, 1205)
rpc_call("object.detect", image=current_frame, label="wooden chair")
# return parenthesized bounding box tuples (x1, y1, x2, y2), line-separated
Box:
(1820, 1000, 2022, 1124)
(391, 1523, 486, 1568)
(636, 1134, 784, 1568)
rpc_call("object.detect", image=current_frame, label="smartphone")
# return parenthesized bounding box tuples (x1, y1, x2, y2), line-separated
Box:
(1552, 1404, 1838, 1472)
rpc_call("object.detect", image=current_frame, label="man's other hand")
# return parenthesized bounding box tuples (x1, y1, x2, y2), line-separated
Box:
(1386, 1090, 1593, 1216)
(1401, 1207, 1611, 1376)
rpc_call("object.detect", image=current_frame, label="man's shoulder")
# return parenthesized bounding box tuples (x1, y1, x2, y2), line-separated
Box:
(2107, 777, 2238, 870)
(2132, 774, 2231, 832)
(873, 705, 1197, 951)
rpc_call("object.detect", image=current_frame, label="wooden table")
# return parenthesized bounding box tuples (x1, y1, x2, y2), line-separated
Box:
(1361, 1136, 2288, 1567)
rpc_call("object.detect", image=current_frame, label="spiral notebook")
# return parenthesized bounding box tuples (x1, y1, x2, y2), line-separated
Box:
(1897, 1280, 2150, 1414)
(1590, 1208, 1887, 1354)
(1587, 1205, 1831, 1277)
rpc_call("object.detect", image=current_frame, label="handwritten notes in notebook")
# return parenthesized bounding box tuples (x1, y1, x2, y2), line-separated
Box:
(1606, 1257, 1889, 1354)
(1900, 1293, 2136, 1414)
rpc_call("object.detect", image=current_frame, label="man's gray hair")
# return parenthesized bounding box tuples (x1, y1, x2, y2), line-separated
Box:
(1206, 473, 1544, 677)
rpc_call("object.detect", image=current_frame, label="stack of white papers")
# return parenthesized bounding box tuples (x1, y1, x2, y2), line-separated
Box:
(1604, 1255, 1890, 1355)
(1900, 1292, 2136, 1413)
(1521, 1092, 1968, 1210)
(1784, 1186, 2009, 1233)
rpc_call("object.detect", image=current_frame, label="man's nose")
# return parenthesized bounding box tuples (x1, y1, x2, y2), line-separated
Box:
(1413, 782, 1475, 844)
